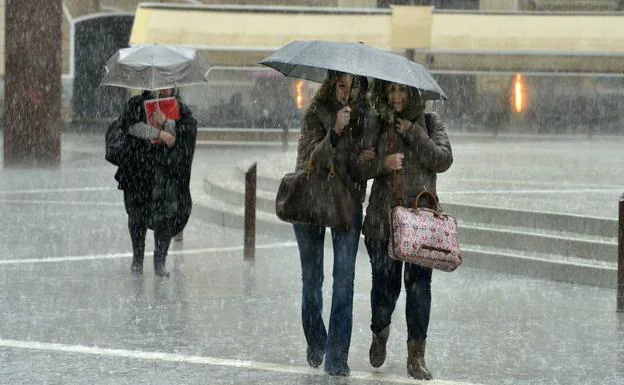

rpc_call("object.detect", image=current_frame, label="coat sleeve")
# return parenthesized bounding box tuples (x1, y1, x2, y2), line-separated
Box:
(153, 109, 197, 171)
(296, 103, 334, 171)
(403, 113, 453, 173)
(114, 96, 147, 160)
(128, 122, 158, 140)
(309, 129, 336, 172)
(353, 113, 393, 181)
(353, 149, 390, 182)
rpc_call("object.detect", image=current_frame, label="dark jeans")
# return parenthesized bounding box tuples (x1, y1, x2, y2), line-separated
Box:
(293, 207, 362, 373)
(125, 191, 173, 265)
(365, 237, 432, 341)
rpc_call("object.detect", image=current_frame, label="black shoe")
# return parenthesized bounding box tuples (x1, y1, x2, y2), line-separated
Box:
(154, 262, 170, 277)
(131, 259, 143, 275)
(306, 346, 323, 368)
(325, 367, 350, 377)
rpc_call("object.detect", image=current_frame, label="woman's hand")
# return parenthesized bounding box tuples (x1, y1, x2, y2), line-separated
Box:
(359, 147, 376, 161)
(159, 130, 176, 148)
(395, 118, 414, 136)
(334, 106, 351, 136)
(153, 110, 167, 126)
(384, 153, 404, 170)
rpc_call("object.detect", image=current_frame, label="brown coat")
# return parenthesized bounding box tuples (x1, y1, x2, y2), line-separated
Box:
(361, 112, 453, 240)
(294, 98, 372, 207)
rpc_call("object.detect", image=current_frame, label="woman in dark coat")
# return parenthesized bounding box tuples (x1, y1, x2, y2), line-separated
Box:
(114, 89, 197, 277)
(359, 81, 453, 380)
(292, 70, 374, 376)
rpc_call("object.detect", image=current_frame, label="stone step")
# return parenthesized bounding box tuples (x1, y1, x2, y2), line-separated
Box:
(203, 173, 616, 265)
(230, 162, 618, 239)
(204, 170, 616, 252)
(191, 184, 617, 288)
(460, 245, 616, 288)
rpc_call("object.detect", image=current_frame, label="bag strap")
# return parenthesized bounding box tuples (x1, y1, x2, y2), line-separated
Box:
(392, 170, 404, 206)
(307, 156, 337, 176)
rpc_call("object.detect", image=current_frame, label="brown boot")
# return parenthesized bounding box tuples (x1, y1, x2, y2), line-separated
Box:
(369, 326, 390, 368)
(407, 340, 432, 380)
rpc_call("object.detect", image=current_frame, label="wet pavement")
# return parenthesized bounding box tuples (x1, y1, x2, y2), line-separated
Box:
(0, 132, 623, 385)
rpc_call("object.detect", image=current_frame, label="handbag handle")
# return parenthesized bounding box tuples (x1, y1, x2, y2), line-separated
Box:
(413, 190, 440, 212)
(392, 171, 440, 212)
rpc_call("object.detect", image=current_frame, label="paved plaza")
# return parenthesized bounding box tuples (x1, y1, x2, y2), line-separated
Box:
(0, 132, 623, 385)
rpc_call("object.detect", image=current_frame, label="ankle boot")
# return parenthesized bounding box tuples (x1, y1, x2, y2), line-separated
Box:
(407, 339, 432, 380)
(154, 253, 169, 277)
(369, 326, 390, 368)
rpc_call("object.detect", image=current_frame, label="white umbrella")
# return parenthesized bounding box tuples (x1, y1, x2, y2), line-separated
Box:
(100, 44, 212, 90)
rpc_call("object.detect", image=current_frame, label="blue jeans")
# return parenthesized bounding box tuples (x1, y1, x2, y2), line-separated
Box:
(293, 207, 362, 373)
(365, 237, 432, 341)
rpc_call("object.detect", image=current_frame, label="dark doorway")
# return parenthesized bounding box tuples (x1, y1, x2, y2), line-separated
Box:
(72, 13, 134, 123)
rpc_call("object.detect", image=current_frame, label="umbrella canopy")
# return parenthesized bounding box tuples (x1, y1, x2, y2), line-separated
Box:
(100, 44, 212, 90)
(259, 40, 447, 100)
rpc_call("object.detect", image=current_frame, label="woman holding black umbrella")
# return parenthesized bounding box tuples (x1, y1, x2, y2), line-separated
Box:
(259, 39, 449, 377)
(292, 70, 375, 376)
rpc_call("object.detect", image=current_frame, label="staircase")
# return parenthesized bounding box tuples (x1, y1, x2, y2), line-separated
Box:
(192, 153, 618, 289)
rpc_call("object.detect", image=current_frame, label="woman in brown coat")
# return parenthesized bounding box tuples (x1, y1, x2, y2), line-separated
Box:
(292, 70, 373, 376)
(360, 81, 453, 380)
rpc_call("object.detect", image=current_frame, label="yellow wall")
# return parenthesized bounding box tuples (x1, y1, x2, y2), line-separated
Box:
(131, 5, 624, 55)
(391, 5, 432, 49)
(130, 7, 391, 49)
(431, 13, 624, 53)
(2, 3, 624, 76)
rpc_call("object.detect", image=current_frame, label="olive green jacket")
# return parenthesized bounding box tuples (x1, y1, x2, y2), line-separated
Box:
(361, 112, 453, 240)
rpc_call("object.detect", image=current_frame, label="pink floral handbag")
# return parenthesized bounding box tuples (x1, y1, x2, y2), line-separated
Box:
(388, 190, 462, 272)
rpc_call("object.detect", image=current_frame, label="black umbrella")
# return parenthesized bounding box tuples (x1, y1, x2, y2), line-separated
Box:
(258, 40, 447, 101)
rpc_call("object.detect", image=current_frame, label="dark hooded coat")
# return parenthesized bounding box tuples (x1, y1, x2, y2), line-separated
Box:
(359, 85, 453, 240)
(294, 77, 377, 210)
(114, 91, 197, 234)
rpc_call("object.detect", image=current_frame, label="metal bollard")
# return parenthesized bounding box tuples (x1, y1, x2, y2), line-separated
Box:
(281, 121, 289, 152)
(244, 163, 257, 260)
(618, 194, 624, 312)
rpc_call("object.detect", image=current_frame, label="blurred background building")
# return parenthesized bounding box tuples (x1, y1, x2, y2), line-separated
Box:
(1, 0, 624, 134)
